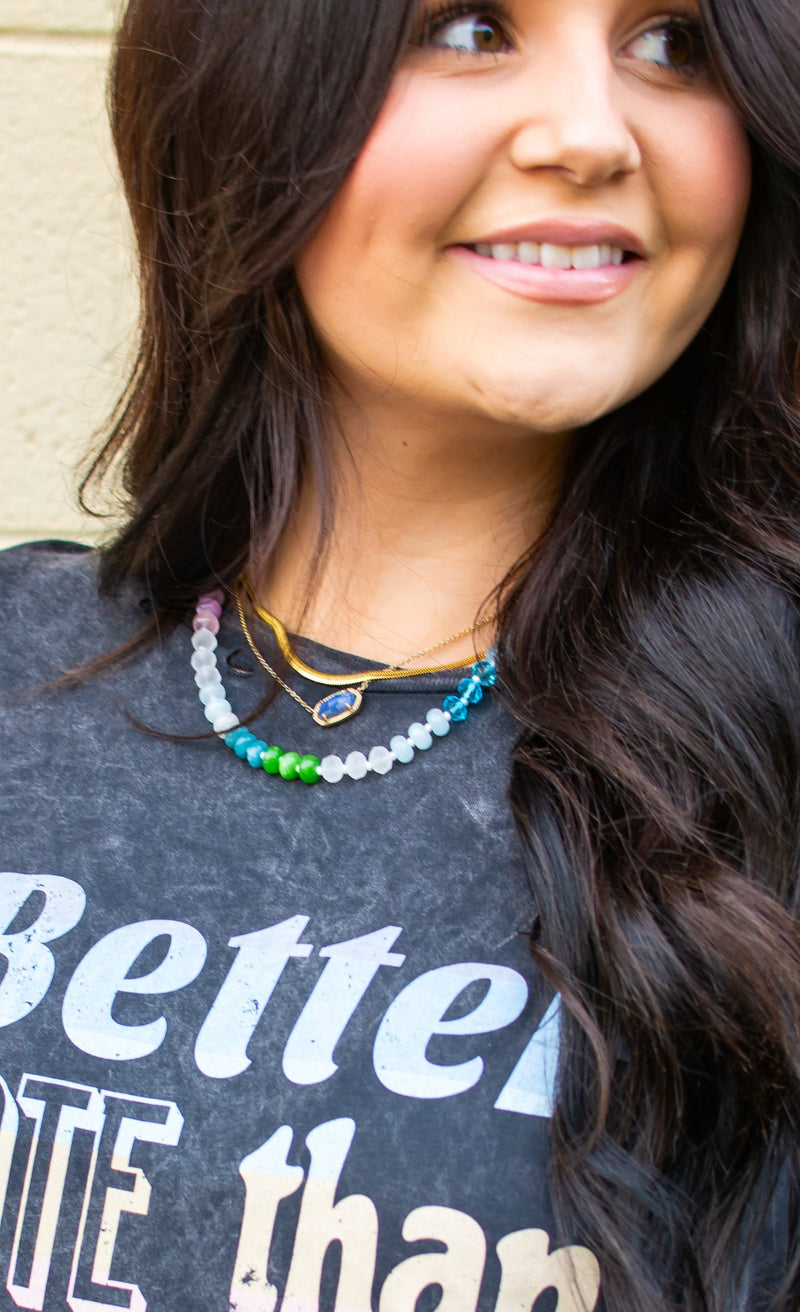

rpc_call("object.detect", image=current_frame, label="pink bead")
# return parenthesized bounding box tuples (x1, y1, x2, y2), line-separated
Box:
(193, 613, 220, 634)
(197, 596, 223, 618)
(202, 589, 225, 605)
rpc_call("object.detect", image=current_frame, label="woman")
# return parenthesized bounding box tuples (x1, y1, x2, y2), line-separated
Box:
(0, 0, 798, 1308)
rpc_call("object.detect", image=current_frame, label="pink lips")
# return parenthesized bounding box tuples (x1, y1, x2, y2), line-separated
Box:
(447, 220, 646, 305)
(450, 245, 641, 303)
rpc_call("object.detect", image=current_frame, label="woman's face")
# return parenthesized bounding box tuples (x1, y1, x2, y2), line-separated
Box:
(295, 0, 751, 437)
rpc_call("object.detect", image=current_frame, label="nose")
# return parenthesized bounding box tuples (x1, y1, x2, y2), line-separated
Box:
(508, 42, 641, 186)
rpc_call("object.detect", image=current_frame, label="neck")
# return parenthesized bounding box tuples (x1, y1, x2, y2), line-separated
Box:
(256, 397, 571, 664)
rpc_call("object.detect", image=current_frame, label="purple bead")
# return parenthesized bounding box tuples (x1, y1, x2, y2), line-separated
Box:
(197, 597, 223, 619)
(193, 613, 220, 635)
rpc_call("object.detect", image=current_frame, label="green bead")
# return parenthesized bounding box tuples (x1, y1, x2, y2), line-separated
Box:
(278, 750, 301, 781)
(298, 753, 321, 784)
(261, 745, 283, 774)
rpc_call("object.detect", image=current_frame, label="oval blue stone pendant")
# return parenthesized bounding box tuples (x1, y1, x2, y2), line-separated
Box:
(312, 687, 363, 726)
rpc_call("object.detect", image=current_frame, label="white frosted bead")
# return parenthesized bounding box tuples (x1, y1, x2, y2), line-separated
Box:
(191, 648, 215, 671)
(204, 697, 231, 723)
(390, 734, 414, 764)
(345, 750, 369, 780)
(194, 664, 222, 689)
(426, 708, 450, 737)
(213, 710, 239, 734)
(408, 721, 433, 751)
(191, 629, 218, 651)
(368, 745, 393, 775)
(199, 681, 226, 705)
(320, 754, 345, 783)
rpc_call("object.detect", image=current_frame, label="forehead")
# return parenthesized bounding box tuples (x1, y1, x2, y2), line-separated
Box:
(416, 0, 704, 26)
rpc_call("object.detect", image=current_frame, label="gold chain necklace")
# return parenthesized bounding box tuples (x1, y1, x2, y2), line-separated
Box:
(235, 588, 498, 727)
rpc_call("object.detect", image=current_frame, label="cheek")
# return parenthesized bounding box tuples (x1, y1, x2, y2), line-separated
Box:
(300, 73, 488, 279)
(654, 100, 751, 259)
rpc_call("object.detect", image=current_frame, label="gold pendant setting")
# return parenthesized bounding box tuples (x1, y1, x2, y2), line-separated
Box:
(312, 687, 363, 726)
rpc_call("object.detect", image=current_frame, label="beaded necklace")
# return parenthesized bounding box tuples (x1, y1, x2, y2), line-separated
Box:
(191, 592, 497, 785)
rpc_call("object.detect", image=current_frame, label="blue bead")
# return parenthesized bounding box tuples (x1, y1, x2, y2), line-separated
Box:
(458, 677, 483, 704)
(246, 740, 268, 767)
(472, 659, 497, 687)
(233, 732, 257, 759)
(443, 695, 468, 722)
(224, 727, 251, 749)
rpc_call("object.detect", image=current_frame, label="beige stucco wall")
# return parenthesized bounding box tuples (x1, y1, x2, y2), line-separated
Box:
(0, 0, 134, 550)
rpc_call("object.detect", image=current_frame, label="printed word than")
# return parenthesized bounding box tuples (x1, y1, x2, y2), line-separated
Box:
(0, 1075, 600, 1312)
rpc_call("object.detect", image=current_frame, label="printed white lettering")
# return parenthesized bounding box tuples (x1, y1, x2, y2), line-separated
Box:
(282, 1118, 378, 1312)
(8, 1076, 103, 1311)
(0, 1074, 19, 1228)
(493, 995, 560, 1118)
(283, 926, 405, 1085)
(229, 1126, 304, 1312)
(494, 1228, 601, 1312)
(67, 1092, 183, 1312)
(0, 874, 86, 1027)
(379, 1206, 487, 1312)
(373, 963, 529, 1099)
(61, 920, 207, 1061)
(195, 918, 314, 1080)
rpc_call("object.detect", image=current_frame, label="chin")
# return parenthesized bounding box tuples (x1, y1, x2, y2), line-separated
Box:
(469, 381, 625, 435)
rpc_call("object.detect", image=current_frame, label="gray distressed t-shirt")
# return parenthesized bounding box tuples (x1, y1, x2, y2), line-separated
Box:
(0, 541, 597, 1312)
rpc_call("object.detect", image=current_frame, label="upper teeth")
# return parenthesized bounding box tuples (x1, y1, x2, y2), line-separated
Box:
(473, 241, 625, 269)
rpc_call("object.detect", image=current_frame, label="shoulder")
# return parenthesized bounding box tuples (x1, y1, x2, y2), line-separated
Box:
(2, 538, 95, 603)
(0, 539, 145, 687)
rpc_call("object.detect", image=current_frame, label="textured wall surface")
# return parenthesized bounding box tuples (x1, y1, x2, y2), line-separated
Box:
(0, 0, 133, 549)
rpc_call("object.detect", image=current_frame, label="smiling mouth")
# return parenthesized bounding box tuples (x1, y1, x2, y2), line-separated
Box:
(464, 241, 634, 269)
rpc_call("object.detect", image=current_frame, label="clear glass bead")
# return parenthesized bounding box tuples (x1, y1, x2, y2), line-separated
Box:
(368, 745, 393, 775)
(191, 629, 218, 651)
(390, 734, 414, 764)
(199, 680, 226, 705)
(195, 664, 222, 689)
(204, 697, 231, 723)
(345, 750, 369, 780)
(191, 648, 216, 671)
(426, 708, 451, 736)
(320, 755, 345, 783)
(408, 722, 433, 750)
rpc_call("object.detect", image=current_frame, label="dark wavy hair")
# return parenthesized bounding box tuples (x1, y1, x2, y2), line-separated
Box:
(85, 0, 800, 1307)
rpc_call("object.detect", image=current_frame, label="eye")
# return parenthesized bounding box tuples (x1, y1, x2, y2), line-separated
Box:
(421, 7, 512, 55)
(622, 17, 709, 76)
